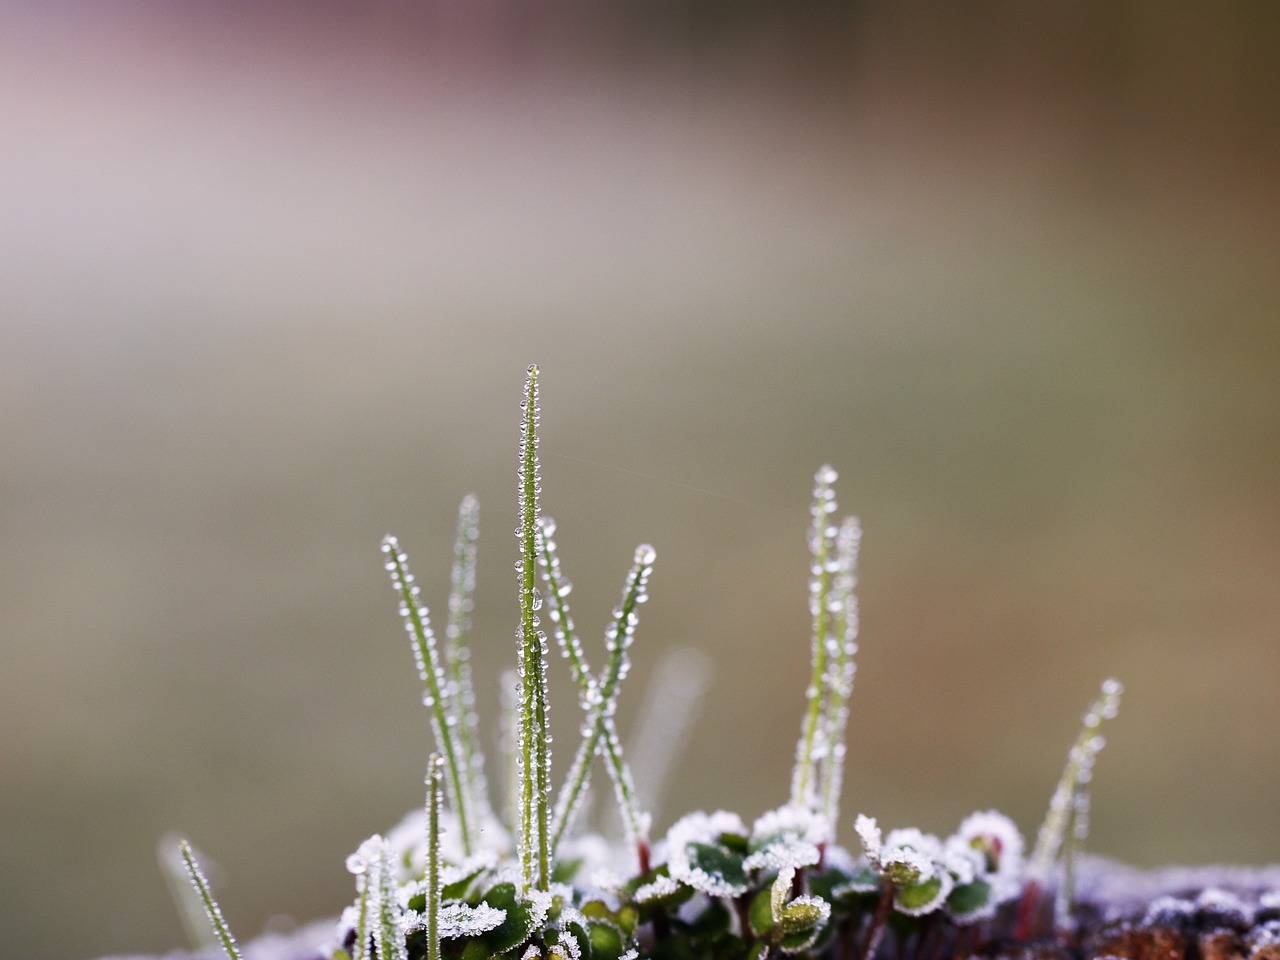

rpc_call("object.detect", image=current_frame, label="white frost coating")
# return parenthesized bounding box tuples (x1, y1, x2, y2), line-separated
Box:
(752, 804, 831, 848)
(555, 929, 583, 960)
(521, 945, 541, 960)
(665, 810, 750, 897)
(619, 951, 640, 960)
(747, 804, 827, 870)
(1196, 887, 1251, 921)
(524, 887, 556, 931)
(881, 827, 945, 882)
(435, 903, 508, 938)
(854, 816, 882, 861)
(743, 841, 821, 874)
(634, 875, 683, 903)
(786, 895, 830, 923)
(952, 809, 1025, 902)
(347, 835, 388, 875)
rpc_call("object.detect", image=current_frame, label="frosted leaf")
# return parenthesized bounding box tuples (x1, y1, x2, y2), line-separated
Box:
(894, 871, 954, 917)
(744, 840, 821, 874)
(751, 804, 831, 850)
(854, 816, 882, 861)
(525, 887, 555, 930)
(522, 945, 541, 960)
(553, 929, 583, 960)
(620, 951, 639, 960)
(434, 902, 508, 938)
(665, 810, 750, 897)
(951, 810, 1024, 902)
(634, 875, 683, 903)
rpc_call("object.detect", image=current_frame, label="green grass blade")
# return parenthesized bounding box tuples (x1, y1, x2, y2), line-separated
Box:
(376, 843, 408, 960)
(426, 753, 444, 960)
(158, 834, 219, 953)
(517, 363, 551, 891)
(626, 647, 712, 828)
(445, 495, 492, 827)
(549, 544, 655, 860)
(177, 839, 243, 960)
(818, 515, 861, 833)
(791, 466, 840, 810)
(1028, 678, 1123, 882)
(537, 517, 594, 700)
(382, 534, 473, 857)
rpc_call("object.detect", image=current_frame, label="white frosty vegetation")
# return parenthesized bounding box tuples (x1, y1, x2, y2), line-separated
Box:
(168, 366, 1139, 960)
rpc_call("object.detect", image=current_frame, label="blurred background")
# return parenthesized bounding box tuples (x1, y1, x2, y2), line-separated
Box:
(2, 3, 1278, 958)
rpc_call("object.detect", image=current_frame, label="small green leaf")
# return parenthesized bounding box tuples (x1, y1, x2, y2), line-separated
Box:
(895, 877, 946, 915)
(946, 880, 993, 921)
(688, 841, 748, 891)
(749, 887, 775, 936)
(587, 920, 624, 960)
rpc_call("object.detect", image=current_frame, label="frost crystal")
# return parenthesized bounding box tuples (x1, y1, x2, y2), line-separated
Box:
(634, 875, 682, 903)
(433, 903, 508, 938)
(665, 810, 750, 897)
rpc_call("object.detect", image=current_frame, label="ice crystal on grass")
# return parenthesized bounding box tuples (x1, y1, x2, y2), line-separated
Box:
(178, 840, 243, 960)
(383, 535, 474, 857)
(516, 364, 552, 893)
(170, 365, 1137, 960)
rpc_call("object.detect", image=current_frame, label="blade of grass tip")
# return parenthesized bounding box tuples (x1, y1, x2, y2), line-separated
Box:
(517, 363, 551, 891)
(1015, 678, 1122, 938)
(382, 534, 474, 857)
(427, 754, 445, 960)
(158, 834, 219, 953)
(549, 544, 656, 865)
(791, 465, 840, 810)
(818, 516, 861, 836)
(445, 495, 492, 827)
(177, 839, 243, 960)
(626, 647, 713, 827)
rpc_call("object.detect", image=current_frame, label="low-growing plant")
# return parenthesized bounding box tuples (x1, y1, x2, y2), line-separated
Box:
(176, 365, 1123, 960)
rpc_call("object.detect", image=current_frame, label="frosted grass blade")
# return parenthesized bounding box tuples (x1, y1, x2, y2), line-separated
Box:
(818, 515, 861, 833)
(158, 834, 218, 953)
(627, 647, 713, 827)
(549, 544, 655, 864)
(382, 534, 473, 857)
(517, 363, 551, 891)
(445, 495, 492, 827)
(426, 753, 444, 960)
(178, 839, 243, 960)
(791, 466, 840, 810)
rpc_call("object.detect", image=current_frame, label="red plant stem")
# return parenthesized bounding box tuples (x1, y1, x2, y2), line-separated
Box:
(860, 883, 897, 960)
(1012, 880, 1041, 942)
(637, 838, 651, 876)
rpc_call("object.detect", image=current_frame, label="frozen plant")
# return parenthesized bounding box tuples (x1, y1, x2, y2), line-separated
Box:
(172, 365, 1124, 960)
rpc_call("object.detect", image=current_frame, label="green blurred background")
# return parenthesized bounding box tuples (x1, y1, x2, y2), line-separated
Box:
(2, 3, 1278, 958)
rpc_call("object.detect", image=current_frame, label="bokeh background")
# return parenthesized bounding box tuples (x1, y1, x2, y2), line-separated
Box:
(2, 3, 1278, 959)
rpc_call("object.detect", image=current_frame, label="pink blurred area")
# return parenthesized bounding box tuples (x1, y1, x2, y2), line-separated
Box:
(1, 4, 1277, 960)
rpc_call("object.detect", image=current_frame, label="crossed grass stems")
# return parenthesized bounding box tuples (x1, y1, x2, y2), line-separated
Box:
(176, 365, 1122, 960)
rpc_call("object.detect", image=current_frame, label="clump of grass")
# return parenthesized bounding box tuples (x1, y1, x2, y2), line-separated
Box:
(173, 366, 1122, 960)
